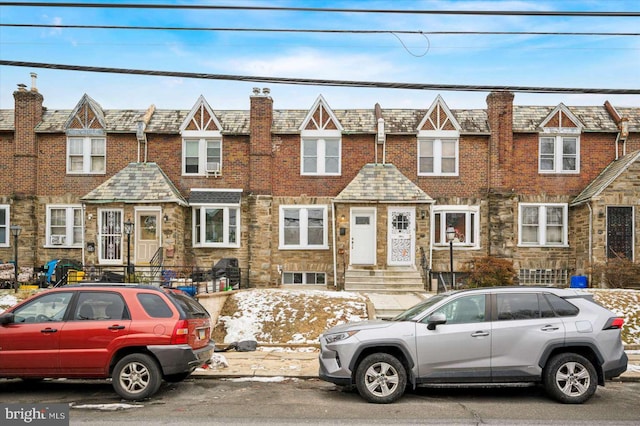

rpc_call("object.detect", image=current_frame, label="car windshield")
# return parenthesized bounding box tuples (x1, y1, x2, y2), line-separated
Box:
(391, 294, 449, 321)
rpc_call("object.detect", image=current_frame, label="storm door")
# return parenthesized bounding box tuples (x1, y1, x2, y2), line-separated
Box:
(607, 206, 634, 260)
(350, 208, 376, 265)
(387, 207, 415, 266)
(135, 209, 161, 264)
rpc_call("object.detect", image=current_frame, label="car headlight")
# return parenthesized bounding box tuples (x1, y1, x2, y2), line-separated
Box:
(324, 330, 358, 344)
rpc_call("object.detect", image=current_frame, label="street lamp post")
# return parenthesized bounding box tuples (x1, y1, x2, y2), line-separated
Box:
(446, 226, 456, 290)
(123, 220, 133, 282)
(10, 225, 22, 293)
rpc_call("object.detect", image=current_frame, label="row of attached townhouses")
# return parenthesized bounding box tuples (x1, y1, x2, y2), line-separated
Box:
(1, 74, 639, 292)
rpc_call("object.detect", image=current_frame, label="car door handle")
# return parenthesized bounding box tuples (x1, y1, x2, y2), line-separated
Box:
(541, 325, 560, 332)
(108, 325, 125, 330)
(41, 328, 58, 333)
(471, 331, 490, 337)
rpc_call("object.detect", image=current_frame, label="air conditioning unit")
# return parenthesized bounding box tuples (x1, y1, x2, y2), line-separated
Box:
(50, 235, 66, 245)
(206, 162, 221, 176)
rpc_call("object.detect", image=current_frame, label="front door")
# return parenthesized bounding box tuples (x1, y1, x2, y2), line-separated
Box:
(350, 208, 376, 265)
(607, 206, 634, 260)
(135, 210, 160, 265)
(387, 207, 415, 266)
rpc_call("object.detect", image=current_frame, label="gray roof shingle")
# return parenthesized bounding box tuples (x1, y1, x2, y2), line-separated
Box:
(189, 190, 242, 204)
(81, 162, 187, 205)
(571, 150, 640, 206)
(334, 163, 434, 203)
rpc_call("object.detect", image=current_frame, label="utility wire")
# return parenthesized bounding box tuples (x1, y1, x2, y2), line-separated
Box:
(0, 2, 639, 17)
(2, 60, 639, 95)
(2, 23, 639, 37)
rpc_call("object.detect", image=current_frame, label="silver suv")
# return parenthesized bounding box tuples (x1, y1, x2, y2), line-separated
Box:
(319, 287, 627, 404)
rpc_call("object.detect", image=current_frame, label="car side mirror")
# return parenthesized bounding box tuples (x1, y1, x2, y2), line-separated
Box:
(0, 312, 15, 325)
(426, 312, 447, 330)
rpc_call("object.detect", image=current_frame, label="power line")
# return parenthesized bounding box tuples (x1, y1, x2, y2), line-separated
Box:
(2, 23, 638, 37)
(0, 2, 639, 17)
(2, 60, 639, 95)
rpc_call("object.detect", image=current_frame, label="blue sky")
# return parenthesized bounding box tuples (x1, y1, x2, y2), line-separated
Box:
(1, 0, 639, 111)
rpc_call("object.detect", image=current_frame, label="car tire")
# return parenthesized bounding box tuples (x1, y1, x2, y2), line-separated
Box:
(112, 353, 162, 400)
(355, 353, 407, 404)
(164, 372, 191, 383)
(543, 353, 597, 404)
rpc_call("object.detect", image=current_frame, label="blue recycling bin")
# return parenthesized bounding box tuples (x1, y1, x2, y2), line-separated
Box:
(570, 275, 588, 288)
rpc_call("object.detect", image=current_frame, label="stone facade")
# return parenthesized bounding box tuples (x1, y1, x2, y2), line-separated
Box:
(0, 76, 639, 290)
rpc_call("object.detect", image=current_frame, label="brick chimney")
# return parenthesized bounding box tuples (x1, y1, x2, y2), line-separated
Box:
(249, 88, 273, 194)
(13, 73, 43, 195)
(486, 91, 514, 191)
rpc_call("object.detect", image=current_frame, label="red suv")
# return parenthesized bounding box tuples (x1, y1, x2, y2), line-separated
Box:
(0, 284, 214, 400)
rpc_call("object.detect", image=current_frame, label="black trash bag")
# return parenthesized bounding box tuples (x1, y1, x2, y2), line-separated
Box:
(214, 339, 258, 352)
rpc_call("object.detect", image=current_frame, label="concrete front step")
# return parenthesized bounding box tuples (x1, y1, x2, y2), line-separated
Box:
(344, 268, 425, 292)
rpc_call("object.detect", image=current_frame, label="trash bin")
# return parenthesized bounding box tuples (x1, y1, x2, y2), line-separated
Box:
(570, 275, 588, 288)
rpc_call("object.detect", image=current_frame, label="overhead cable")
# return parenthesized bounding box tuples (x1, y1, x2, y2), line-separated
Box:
(2, 60, 639, 95)
(2, 23, 639, 37)
(0, 2, 639, 17)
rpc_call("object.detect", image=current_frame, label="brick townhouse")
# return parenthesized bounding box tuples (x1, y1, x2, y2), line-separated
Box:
(0, 74, 638, 291)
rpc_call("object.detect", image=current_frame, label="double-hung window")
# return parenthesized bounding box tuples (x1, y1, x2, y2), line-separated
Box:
(183, 137, 222, 175)
(193, 206, 239, 247)
(67, 137, 106, 174)
(519, 203, 568, 246)
(0, 205, 8, 247)
(433, 206, 479, 247)
(47, 205, 83, 247)
(301, 131, 341, 175)
(418, 136, 458, 176)
(539, 135, 579, 173)
(279, 205, 328, 249)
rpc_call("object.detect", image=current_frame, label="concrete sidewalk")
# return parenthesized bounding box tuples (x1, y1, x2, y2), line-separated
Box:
(194, 347, 640, 381)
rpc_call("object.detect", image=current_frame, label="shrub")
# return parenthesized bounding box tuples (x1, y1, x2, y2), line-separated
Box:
(462, 256, 516, 288)
(591, 257, 640, 289)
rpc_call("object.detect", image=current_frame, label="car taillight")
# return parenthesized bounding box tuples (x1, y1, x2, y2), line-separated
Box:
(171, 320, 190, 344)
(603, 317, 624, 330)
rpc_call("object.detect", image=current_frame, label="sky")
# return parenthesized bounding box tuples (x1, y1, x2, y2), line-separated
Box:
(0, 0, 639, 112)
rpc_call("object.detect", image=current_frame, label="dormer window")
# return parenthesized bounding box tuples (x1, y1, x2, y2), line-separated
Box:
(538, 104, 582, 174)
(300, 95, 343, 176)
(417, 96, 461, 176)
(180, 96, 223, 176)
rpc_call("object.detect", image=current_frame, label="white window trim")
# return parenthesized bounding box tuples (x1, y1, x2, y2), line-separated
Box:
(279, 205, 329, 250)
(0, 204, 9, 247)
(518, 203, 569, 247)
(300, 129, 342, 176)
(192, 204, 240, 248)
(538, 134, 580, 174)
(182, 130, 222, 176)
(417, 131, 459, 176)
(45, 204, 83, 248)
(66, 136, 106, 174)
(432, 205, 480, 249)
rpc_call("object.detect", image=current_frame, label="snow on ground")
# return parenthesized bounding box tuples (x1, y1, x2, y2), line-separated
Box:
(588, 289, 640, 345)
(216, 289, 369, 345)
(0, 294, 19, 311)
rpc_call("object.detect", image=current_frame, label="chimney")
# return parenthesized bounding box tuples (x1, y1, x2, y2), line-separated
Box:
(30, 72, 38, 92)
(13, 77, 44, 195)
(486, 91, 514, 191)
(249, 88, 274, 194)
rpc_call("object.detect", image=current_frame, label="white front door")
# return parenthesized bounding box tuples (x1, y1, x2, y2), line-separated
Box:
(135, 209, 161, 265)
(350, 208, 376, 265)
(387, 207, 415, 266)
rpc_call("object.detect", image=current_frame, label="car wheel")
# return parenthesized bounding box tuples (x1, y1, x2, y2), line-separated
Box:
(164, 372, 191, 383)
(355, 353, 407, 404)
(543, 353, 597, 404)
(112, 353, 162, 400)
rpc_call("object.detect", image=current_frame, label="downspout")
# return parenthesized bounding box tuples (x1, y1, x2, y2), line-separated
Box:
(81, 203, 86, 267)
(587, 202, 593, 287)
(331, 201, 338, 288)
